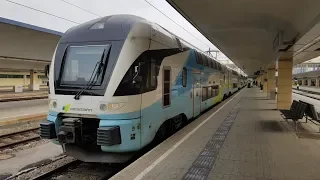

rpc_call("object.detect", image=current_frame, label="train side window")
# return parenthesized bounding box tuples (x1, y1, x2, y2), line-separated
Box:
(182, 68, 187, 87)
(217, 63, 222, 70)
(212, 87, 216, 97)
(163, 67, 171, 107)
(233, 83, 237, 88)
(208, 86, 212, 98)
(150, 59, 157, 88)
(196, 52, 202, 65)
(202, 87, 207, 101)
(212, 61, 217, 69)
(208, 58, 213, 68)
(212, 85, 219, 97)
(202, 54, 208, 66)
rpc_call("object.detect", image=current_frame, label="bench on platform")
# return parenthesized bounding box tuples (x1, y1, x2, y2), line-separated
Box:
(280, 101, 307, 131)
(299, 100, 320, 124)
(280, 100, 299, 116)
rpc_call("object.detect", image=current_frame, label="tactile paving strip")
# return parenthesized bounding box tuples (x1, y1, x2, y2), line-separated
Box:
(182, 98, 244, 180)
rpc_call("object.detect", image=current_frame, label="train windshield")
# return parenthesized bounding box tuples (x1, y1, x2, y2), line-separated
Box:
(60, 45, 110, 86)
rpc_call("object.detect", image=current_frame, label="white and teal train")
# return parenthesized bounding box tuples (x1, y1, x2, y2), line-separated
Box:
(40, 15, 246, 163)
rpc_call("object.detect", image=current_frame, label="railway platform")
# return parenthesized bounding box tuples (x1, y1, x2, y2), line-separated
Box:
(111, 87, 320, 180)
(0, 99, 47, 127)
(293, 86, 320, 94)
(293, 86, 320, 101)
(0, 90, 48, 103)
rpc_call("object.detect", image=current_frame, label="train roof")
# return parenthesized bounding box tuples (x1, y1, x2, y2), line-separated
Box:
(60, 14, 145, 43)
(58, 14, 241, 76)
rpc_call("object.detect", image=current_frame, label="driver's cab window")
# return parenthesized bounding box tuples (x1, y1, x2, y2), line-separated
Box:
(138, 58, 158, 91)
(114, 52, 159, 96)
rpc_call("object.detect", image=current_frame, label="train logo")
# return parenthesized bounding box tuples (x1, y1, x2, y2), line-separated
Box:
(62, 104, 71, 112)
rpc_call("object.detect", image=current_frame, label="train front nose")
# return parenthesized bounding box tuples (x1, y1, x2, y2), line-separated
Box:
(56, 117, 122, 147)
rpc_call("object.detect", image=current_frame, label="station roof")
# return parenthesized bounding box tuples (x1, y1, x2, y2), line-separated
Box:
(166, 0, 320, 76)
(0, 17, 61, 65)
(293, 70, 320, 79)
(0, 17, 63, 36)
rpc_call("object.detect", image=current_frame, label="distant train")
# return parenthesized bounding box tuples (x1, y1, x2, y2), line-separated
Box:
(40, 15, 246, 163)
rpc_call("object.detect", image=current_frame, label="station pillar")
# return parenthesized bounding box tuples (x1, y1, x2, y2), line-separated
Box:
(267, 68, 276, 96)
(29, 69, 40, 91)
(308, 79, 311, 86)
(277, 59, 293, 110)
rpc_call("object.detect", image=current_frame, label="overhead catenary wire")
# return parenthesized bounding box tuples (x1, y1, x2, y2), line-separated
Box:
(6, 0, 214, 52)
(143, 0, 214, 51)
(4, 0, 80, 24)
(60, 0, 220, 59)
(143, 1, 242, 69)
(144, 1, 236, 67)
(6, 0, 225, 61)
(58, 0, 101, 18)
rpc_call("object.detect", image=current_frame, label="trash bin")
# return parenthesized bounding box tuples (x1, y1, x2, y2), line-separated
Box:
(270, 89, 276, 100)
(14, 85, 23, 93)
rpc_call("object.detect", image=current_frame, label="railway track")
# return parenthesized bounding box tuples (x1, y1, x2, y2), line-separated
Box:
(30, 159, 123, 180)
(292, 90, 320, 101)
(293, 88, 320, 96)
(0, 127, 40, 150)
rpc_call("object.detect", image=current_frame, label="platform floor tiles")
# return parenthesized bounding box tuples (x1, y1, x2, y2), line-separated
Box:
(111, 88, 320, 180)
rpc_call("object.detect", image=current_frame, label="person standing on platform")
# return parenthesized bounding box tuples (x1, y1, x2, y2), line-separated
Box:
(297, 83, 299, 90)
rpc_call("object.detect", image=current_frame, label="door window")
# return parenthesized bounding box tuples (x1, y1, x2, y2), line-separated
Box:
(163, 67, 171, 107)
(182, 68, 187, 87)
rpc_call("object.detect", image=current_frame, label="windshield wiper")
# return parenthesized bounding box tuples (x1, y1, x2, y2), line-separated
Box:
(74, 48, 106, 100)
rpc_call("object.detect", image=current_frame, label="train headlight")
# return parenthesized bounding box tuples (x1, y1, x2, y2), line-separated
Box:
(100, 103, 126, 112)
(100, 104, 107, 111)
(109, 103, 125, 111)
(49, 100, 57, 109)
(53, 101, 57, 108)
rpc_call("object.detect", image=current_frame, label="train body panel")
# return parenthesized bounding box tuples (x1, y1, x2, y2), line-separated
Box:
(41, 14, 246, 162)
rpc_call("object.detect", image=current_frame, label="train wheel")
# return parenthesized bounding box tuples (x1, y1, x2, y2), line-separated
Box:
(181, 114, 188, 127)
(174, 114, 184, 130)
(154, 123, 167, 142)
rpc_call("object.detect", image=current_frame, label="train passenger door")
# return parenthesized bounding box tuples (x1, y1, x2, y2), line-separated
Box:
(193, 72, 201, 117)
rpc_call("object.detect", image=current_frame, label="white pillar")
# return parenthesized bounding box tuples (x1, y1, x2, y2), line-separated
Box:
(29, 69, 39, 91)
(308, 79, 311, 86)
